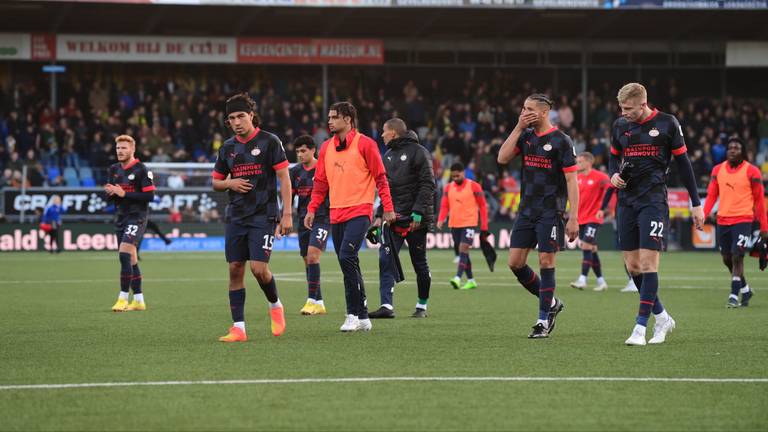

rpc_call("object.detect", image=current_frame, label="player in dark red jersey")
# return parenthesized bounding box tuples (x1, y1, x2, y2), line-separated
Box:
(498, 94, 579, 339)
(212, 93, 292, 343)
(569, 152, 611, 292)
(609, 83, 704, 346)
(290, 135, 330, 316)
(105, 135, 155, 312)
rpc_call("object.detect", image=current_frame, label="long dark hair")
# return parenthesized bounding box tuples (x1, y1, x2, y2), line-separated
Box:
(225, 92, 261, 128)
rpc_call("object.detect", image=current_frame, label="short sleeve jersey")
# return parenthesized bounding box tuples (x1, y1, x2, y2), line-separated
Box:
(212, 128, 289, 223)
(514, 127, 577, 217)
(107, 159, 155, 222)
(290, 163, 329, 225)
(610, 109, 687, 207)
(577, 169, 611, 225)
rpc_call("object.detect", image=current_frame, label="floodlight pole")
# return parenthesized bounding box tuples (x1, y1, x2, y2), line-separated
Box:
(322, 64, 328, 114)
(581, 53, 588, 132)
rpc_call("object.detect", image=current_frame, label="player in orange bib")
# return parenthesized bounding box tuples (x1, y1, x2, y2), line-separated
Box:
(703, 136, 768, 308)
(437, 162, 489, 291)
(305, 102, 396, 332)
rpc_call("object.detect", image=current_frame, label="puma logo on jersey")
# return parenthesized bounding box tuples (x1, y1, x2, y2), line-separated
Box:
(725, 182, 735, 190)
(334, 161, 346, 172)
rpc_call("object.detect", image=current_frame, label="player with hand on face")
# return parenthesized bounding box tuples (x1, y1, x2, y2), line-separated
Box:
(498, 94, 579, 339)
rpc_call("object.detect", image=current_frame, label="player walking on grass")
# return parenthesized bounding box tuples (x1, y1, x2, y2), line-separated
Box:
(305, 101, 395, 332)
(105, 135, 155, 312)
(498, 94, 579, 339)
(703, 136, 767, 308)
(368, 119, 436, 319)
(291, 135, 330, 316)
(436, 162, 489, 291)
(212, 93, 292, 342)
(609, 83, 704, 346)
(570, 152, 611, 292)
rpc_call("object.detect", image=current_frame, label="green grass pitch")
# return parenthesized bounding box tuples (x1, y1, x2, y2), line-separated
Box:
(1, 249, 767, 431)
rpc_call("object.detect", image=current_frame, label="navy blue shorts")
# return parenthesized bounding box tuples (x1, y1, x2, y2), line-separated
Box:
(116, 217, 147, 247)
(717, 222, 753, 256)
(617, 203, 668, 251)
(451, 227, 476, 247)
(579, 223, 600, 245)
(298, 222, 331, 257)
(225, 219, 276, 263)
(510, 213, 565, 253)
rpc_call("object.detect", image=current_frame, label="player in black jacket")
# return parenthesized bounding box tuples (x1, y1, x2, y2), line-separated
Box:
(369, 118, 437, 319)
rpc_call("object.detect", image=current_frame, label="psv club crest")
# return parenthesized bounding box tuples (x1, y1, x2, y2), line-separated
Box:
(251, 148, 261, 156)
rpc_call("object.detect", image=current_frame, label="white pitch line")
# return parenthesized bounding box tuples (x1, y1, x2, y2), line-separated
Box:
(1, 376, 766, 391)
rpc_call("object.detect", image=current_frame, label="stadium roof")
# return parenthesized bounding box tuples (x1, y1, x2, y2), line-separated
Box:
(1, 0, 766, 41)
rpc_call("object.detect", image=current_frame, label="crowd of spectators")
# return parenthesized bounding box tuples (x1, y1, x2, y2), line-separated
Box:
(1, 67, 767, 222)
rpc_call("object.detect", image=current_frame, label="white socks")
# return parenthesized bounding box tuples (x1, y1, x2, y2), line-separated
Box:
(233, 321, 245, 331)
(654, 309, 670, 322)
(134, 293, 144, 303)
(118, 291, 129, 301)
(269, 299, 283, 309)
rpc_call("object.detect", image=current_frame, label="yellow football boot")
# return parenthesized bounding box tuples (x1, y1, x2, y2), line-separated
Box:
(126, 300, 146, 311)
(111, 298, 129, 312)
(300, 300, 314, 315)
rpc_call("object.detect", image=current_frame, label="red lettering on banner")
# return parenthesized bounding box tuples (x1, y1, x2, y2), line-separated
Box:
(136, 42, 160, 54)
(67, 40, 131, 54)
(31, 34, 55, 60)
(237, 38, 383, 65)
(166, 43, 184, 54)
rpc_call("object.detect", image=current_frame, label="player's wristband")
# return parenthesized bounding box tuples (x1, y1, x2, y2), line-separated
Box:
(411, 213, 422, 223)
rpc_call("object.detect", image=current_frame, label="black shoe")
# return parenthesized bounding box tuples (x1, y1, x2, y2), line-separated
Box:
(411, 308, 428, 318)
(368, 306, 395, 319)
(547, 298, 565, 334)
(528, 323, 549, 339)
(741, 290, 753, 307)
(164, 238, 172, 245)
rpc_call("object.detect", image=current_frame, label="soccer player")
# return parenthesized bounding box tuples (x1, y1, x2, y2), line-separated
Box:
(602, 186, 639, 293)
(290, 134, 330, 315)
(305, 101, 395, 332)
(497, 94, 579, 339)
(609, 83, 704, 346)
(570, 152, 611, 292)
(211, 93, 291, 343)
(436, 162, 489, 291)
(40, 195, 64, 254)
(703, 137, 767, 308)
(105, 135, 155, 312)
(368, 119, 436, 319)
